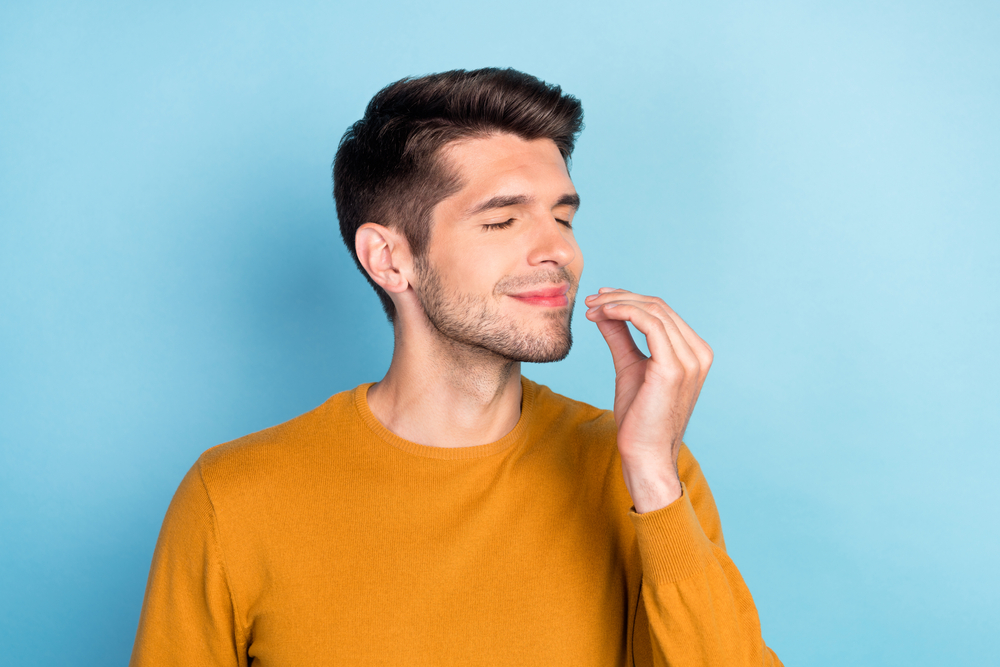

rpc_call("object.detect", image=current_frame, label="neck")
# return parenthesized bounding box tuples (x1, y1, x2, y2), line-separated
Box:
(366, 318, 524, 449)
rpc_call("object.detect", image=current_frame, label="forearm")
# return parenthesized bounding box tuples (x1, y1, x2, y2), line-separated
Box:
(629, 488, 782, 667)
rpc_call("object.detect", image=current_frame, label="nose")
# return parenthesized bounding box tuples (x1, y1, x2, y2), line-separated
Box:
(526, 216, 577, 268)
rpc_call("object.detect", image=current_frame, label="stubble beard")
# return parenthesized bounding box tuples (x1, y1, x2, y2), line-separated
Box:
(414, 259, 577, 364)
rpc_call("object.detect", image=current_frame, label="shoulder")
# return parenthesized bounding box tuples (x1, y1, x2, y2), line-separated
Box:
(524, 379, 721, 537)
(525, 377, 616, 440)
(523, 378, 621, 476)
(525, 379, 708, 475)
(194, 385, 365, 499)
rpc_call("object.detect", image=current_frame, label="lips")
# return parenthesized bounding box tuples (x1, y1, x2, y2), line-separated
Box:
(508, 284, 570, 307)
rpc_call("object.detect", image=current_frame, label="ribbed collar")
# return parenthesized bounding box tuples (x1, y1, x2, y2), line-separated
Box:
(352, 376, 537, 460)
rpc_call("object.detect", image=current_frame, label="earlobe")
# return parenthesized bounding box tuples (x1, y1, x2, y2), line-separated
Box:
(355, 223, 411, 294)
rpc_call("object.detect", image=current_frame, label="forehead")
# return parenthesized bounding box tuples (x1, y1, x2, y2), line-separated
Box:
(436, 134, 574, 214)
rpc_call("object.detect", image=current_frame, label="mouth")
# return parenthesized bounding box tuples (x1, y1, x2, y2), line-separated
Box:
(508, 284, 571, 308)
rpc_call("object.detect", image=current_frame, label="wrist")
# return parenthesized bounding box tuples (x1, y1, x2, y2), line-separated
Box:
(621, 459, 682, 513)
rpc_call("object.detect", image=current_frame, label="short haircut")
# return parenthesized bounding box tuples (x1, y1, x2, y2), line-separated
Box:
(333, 67, 584, 321)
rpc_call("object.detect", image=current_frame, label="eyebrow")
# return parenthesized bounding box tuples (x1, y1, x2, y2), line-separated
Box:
(465, 193, 580, 218)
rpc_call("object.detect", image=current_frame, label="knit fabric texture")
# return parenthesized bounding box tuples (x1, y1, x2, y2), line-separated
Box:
(130, 378, 782, 666)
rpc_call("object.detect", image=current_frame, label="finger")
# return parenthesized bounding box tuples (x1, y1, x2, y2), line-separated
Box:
(585, 287, 632, 306)
(591, 300, 710, 431)
(587, 287, 632, 302)
(587, 301, 681, 372)
(655, 302, 713, 372)
(585, 308, 646, 374)
(587, 292, 712, 371)
(657, 308, 701, 371)
(643, 303, 711, 407)
(590, 299, 700, 373)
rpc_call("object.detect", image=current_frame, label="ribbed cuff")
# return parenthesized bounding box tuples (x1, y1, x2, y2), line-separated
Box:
(628, 483, 715, 583)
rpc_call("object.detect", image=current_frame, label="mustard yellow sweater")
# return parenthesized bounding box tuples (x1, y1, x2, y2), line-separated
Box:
(131, 378, 782, 666)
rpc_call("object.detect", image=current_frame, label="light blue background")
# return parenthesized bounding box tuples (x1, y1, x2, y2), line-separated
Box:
(2, 1, 997, 664)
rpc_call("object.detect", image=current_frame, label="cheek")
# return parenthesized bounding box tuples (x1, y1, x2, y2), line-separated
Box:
(435, 248, 504, 294)
(569, 240, 585, 276)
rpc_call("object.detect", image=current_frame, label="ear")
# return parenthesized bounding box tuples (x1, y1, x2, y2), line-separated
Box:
(355, 223, 413, 294)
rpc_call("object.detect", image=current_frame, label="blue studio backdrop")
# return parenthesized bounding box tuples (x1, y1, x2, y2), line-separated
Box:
(1, 1, 997, 665)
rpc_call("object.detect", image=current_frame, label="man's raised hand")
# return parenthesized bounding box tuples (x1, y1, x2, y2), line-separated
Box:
(584, 288, 713, 513)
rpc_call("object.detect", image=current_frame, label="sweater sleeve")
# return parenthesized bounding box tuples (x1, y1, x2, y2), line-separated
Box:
(130, 459, 248, 667)
(628, 445, 783, 667)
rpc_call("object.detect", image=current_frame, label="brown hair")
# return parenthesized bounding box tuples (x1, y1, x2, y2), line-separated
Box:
(332, 67, 584, 321)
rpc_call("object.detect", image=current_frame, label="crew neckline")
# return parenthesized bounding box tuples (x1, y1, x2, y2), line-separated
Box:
(353, 377, 537, 460)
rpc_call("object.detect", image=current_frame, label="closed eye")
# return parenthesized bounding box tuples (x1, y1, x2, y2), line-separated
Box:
(556, 218, 572, 228)
(483, 219, 515, 231)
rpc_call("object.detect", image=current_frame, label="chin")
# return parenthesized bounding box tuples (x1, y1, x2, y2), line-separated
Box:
(490, 318, 574, 364)
(427, 306, 574, 364)
(414, 262, 576, 363)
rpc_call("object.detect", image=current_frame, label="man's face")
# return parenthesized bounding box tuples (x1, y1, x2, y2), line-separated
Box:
(413, 133, 584, 363)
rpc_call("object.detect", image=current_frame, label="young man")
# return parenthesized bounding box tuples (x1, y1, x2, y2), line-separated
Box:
(131, 68, 782, 666)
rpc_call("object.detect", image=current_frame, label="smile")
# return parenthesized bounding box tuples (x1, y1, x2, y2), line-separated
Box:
(508, 285, 570, 308)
